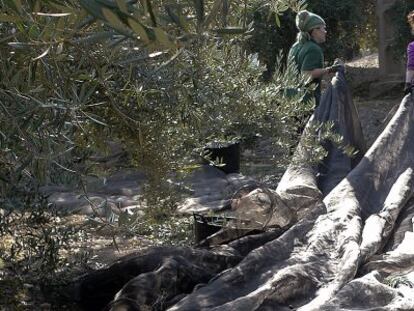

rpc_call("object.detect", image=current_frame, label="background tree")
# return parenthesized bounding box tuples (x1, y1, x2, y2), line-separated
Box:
(389, 0, 414, 60)
(245, 0, 378, 79)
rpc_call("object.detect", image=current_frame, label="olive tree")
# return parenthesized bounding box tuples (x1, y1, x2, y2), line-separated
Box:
(0, 0, 309, 206)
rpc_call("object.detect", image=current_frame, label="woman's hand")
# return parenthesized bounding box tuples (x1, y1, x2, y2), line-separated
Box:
(326, 59, 345, 73)
(404, 82, 413, 95)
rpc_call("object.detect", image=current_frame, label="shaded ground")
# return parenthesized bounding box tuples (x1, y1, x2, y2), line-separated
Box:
(357, 98, 400, 146)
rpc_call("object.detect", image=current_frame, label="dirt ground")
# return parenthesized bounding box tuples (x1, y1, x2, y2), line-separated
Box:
(346, 53, 402, 147)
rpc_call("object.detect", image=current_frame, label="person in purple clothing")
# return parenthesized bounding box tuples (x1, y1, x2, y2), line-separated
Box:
(404, 10, 414, 95)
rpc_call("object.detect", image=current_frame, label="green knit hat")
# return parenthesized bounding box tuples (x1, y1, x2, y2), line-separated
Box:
(295, 10, 325, 43)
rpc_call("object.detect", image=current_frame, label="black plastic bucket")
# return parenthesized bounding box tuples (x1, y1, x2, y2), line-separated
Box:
(193, 213, 264, 245)
(193, 214, 224, 243)
(203, 141, 240, 174)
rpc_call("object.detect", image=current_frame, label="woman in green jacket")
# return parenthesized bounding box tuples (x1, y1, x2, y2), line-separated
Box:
(288, 10, 341, 107)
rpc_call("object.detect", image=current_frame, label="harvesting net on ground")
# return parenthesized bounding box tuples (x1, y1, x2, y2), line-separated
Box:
(70, 70, 414, 311)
